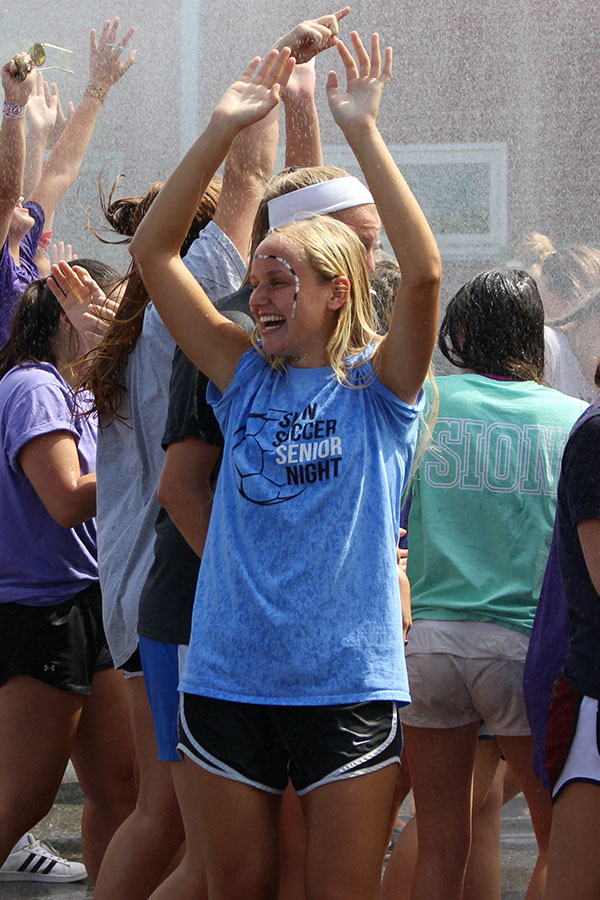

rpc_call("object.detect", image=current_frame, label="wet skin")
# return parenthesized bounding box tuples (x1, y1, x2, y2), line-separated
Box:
(249, 234, 345, 367)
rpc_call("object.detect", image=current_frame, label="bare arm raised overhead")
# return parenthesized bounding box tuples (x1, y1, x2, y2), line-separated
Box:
(279, 9, 349, 167)
(0, 59, 36, 252)
(130, 50, 295, 393)
(23, 73, 58, 199)
(30, 17, 136, 231)
(214, 10, 348, 259)
(213, 102, 280, 262)
(281, 58, 324, 168)
(327, 32, 442, 404)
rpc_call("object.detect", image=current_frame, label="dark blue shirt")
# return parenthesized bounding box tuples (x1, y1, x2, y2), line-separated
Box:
(557, 400, 600, 699)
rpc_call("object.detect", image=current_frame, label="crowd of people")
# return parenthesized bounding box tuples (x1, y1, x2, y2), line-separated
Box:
(0, 9, 599, 900)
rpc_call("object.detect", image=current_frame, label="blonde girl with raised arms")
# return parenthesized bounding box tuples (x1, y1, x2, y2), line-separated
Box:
(131, 33, 441, 900)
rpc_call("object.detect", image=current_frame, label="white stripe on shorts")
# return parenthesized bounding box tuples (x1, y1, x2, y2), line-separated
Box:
(296, 701, 401, 796)
(552, 695, 600, 800)
(176, 694, 284, 795)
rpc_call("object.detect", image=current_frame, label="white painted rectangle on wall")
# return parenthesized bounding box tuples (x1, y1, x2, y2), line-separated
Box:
(325, 142, 508, 261)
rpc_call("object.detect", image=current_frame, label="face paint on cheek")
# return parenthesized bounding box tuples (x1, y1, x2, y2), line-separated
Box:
(255, 254, 300, 318)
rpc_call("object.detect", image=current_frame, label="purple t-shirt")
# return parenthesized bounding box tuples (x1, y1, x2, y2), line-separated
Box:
(0, 360, 98, 605)
(524, 400, 600, 786)
(523, 526, 570, 788)
(0, 201, 44, 346)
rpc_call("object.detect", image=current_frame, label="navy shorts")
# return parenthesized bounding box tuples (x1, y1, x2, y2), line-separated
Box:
(178, 695, 402, 795)
(0, 583, 112, 695)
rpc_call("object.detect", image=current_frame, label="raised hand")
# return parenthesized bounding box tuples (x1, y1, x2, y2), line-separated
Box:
(26, 73, 58, 136)
(50, 241, 77, 265)
(211, 49, 295, 135)
(48, 261, 117, 354)
(46, 87, 75, 150)
(2, 57, 37, 106)
(89, 17, 136, 92)
(326, 31, 392, 134)
(275, 8, 350, 64)
(81, 292, 120, 351)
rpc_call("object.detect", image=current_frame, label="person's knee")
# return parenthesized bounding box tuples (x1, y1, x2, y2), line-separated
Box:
(305, 871, 379, 900)
(73, 765, 136, 832)
(418, 821, 471, 868)
(81, 764, 136, 809)
(133, 777, 183, 826)
(0, 787, 55, 842)
(208, 859, 278, 900)
(130, 798, 185, 845)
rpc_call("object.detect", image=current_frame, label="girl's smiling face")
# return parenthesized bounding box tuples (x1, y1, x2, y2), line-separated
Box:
(249, 235, 346, 367)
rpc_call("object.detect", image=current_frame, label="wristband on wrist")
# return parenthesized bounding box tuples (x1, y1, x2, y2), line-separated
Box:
(3, 101, 26, 119)
(84, 84, 107, 103)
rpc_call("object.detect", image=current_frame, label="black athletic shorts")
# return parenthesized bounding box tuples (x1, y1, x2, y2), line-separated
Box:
(178, 694, 403, 795)
(0, 583, 112, 694)
(118, 645, 143, 678)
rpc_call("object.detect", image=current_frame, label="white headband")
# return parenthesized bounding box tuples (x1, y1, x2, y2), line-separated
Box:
(267, 176, 374, 229)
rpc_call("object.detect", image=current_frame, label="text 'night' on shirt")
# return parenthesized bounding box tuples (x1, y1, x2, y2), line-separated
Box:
(181, 348, 424, 707)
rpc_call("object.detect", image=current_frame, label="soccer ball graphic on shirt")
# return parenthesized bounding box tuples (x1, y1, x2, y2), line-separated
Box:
(231, 408, 304, 506)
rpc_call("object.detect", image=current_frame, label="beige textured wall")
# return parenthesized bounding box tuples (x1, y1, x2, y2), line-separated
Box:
(3, 1, 600, 298)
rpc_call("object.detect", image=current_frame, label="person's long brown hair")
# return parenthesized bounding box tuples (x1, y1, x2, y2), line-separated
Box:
(0, 259, 121, 380)
(82, 176, 221, 422)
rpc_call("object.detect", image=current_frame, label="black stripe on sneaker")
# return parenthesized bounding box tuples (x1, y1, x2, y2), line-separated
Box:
(41, 859, 58, 874)
(29, 856, 47, 873)
(18, 853, 36, 872)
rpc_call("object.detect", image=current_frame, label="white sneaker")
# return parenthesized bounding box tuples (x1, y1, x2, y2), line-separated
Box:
(0, 833, 88, 882)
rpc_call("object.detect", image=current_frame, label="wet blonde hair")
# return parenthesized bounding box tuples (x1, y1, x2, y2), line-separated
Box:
(251, 215, 381, 386)
(245, 165, 351, 282)
(542, 244, 600, 322)
(403, 364, 439, 500)
(250, 215, 438, 491)
(513, 232, 555, 280)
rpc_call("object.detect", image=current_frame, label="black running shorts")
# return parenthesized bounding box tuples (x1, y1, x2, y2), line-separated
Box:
(0, 583, 112, 694)
(178, 695, 403, 795)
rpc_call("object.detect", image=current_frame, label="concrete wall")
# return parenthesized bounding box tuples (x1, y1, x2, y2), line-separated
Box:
(3, 1, 600, 298)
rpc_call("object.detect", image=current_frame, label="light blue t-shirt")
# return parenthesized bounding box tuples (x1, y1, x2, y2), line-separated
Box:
(180, 348, 424, 706)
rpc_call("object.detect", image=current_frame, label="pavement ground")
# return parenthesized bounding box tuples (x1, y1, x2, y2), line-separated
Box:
(0, 766, 539, 900)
